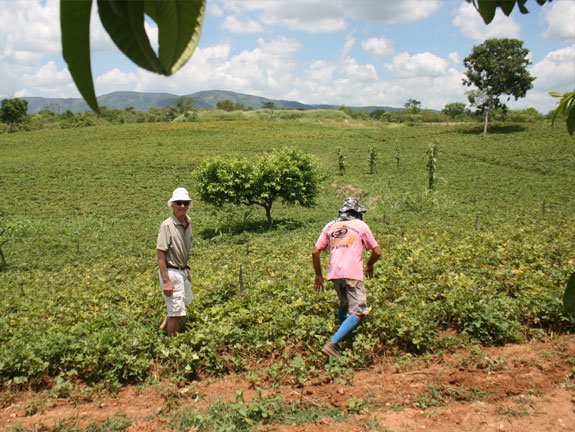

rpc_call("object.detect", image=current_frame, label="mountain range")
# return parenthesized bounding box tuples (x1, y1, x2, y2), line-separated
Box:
(23, 90, 402, 115)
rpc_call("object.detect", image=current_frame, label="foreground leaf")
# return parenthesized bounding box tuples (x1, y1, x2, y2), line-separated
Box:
(97, 0, 164, 74)
(145, 0, 206, 75)
(550, 91, 575, 136)
(60, 0, 99, 112)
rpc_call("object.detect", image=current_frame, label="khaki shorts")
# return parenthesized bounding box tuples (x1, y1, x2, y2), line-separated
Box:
(159, 269, 194, 317)
(332, 279, 369, 316)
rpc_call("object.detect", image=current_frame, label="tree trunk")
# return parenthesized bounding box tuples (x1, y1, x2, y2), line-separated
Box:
(483, 109, 490, 136)
(265, 205, 273, 227)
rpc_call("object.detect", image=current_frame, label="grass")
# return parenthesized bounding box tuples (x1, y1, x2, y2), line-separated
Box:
(0, 116, 574, 389)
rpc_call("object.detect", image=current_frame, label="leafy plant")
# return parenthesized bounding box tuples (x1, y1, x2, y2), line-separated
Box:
(194, 148, 320, 226)
(368, 144, 378, 174)
(427, 141, 439, 191)
(337, 148, 346, 175)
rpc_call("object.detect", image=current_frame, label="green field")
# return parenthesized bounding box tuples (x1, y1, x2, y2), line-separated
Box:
(1, 115, 574, 388)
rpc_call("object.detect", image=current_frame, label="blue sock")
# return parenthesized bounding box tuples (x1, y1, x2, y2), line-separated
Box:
(330, 315, 360, 344)
(337, 307, 348, 323)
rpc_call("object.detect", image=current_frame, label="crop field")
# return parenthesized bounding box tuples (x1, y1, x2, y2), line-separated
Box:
(0, 114, 574, 429)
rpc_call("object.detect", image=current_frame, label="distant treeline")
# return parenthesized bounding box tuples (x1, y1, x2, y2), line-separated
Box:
(0, 98, 550, 133)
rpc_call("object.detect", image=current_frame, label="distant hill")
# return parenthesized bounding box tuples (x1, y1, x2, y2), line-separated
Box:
(23, 90, 402, 114)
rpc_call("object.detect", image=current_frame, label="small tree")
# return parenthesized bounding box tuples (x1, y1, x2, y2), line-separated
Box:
(369, 109, 386, 121)
(404, 99, 421, 114)
(1, 98, 29, 132)
(263, 101, 277, 110)
(427, 142, 439, 191)
(216, 99, 235, 112)
(338, 148, 346, 176)
(368, 144, 378, 174)
(195, 148, 320, 226)
(442, 102, 466, 122)
(463, 38, 535, 136)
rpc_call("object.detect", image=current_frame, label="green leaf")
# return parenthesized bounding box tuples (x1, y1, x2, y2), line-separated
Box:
(97, 0, 164, 74)
(499, 0, 517, 16)
(567, 103, 575, 135)
(517, 0, 530, 14)
(145, 0, 206, 75)
(60, 0, 100, 112)
(477, 0, 498, 24)
(563, 273, 575, 315)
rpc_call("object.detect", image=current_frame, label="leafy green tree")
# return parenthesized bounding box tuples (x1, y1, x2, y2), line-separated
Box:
(369, 109, 386, 120)
(263, 101, 277, 110)
(463, 38, 535, 136)
(195, 148, 320, 226)
(216, 99, 235, 112)
(1, 98, 29, 132)
(442, 102, 466, 121)
(174, 96, 195, 113)
(338, 105, 352, 117)
(404, 99, 421, 114)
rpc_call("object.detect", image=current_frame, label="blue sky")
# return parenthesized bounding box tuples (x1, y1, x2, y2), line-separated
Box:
(1, 0, 574, 113)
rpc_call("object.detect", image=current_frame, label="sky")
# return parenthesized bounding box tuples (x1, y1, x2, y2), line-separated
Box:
(0, 0, 574, 113)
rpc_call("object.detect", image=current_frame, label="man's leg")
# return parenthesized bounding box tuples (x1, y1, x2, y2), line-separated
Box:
(330, 314, 362, 344)
(166, 316, 180, 336)
(338, 307, 348, 323)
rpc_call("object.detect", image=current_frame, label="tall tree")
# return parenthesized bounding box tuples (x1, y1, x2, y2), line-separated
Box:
(463, 38, 535, 135)
(1, 98, 29, 132)
(404, 99, 421, 114)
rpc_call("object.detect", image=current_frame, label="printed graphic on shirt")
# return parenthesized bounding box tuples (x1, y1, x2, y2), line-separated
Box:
(328, 222, 359, 249)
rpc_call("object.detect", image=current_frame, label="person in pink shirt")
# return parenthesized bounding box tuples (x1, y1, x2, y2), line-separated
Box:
(312, 197, 381, 357)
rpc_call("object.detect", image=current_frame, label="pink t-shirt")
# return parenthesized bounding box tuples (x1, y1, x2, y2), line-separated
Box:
(315, 218, 378, 281)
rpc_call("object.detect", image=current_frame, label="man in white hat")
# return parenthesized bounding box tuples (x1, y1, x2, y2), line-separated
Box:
(312, 197, 381, 357)
(157, 187, 194, 336)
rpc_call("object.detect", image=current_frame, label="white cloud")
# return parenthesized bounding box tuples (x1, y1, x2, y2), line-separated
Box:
(453, 2, 520, 41)
(96, 68, 138, 94)
(362, 36, 393, 56)
(128, 38, 301, 98)
(341, 58, 378, 83)
(448, 52, 461, 66)
(386, 51, 449, 78)
(342, 38, 356, 56)
(19, 61, 77, 98)
(208, 3, 225, 18)
(215, 0, 440, 33)
(530, 45, 575, 91)
(257, 36, 301, 55)
(0, 0, 60, 65)
(221, 15, 265, 33)
(542, 1, 575, 44)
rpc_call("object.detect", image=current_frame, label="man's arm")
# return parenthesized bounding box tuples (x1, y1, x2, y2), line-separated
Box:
(157, 249, 173, 296)
(312, 247, 325, 292)
(364, 246, 381, 279)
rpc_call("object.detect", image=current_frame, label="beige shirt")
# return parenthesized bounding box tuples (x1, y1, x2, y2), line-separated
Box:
(157, 214, 193, 269)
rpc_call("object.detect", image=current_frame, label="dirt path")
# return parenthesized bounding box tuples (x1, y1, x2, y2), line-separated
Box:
(2, 336, 575, 431)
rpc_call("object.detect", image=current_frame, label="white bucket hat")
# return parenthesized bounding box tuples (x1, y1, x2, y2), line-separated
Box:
(167, 187, 192, 208)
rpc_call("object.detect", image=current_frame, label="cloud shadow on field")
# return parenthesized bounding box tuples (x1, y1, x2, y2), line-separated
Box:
(198, 218, 304, 241)
(462, 124, 527, 135)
